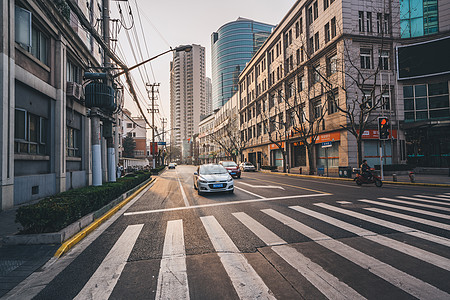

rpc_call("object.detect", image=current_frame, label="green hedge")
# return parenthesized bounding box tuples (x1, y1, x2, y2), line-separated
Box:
(261, 165, 278, 171)
(16, 172, 151, 234)
(150, 165, 166, 174)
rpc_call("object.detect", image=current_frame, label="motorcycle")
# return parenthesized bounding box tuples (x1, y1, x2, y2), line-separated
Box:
(354, 168, 383, 187)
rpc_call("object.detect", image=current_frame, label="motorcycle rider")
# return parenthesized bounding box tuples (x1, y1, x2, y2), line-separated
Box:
(360, 160, 372, 180)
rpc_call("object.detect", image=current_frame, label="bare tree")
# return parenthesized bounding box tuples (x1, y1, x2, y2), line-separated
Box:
(210, 114, 246, 162)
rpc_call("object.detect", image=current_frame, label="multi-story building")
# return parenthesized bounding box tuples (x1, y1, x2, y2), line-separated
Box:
(397, 0, 450, 168)
(211, 18, 274, 111)
(121, 109, 147, 159)
(198, 115, 216, 164)
(170, 44, 206, 162)
(239, 0, 403, 173)
(205, 77, 213, 117)
(1, 0, 105, 209)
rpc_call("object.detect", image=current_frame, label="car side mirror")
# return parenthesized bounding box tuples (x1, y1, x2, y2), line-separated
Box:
(194, 172, 198, 175)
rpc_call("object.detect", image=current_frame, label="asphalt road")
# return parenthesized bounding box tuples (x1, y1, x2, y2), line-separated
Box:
(4, 165, 450, 300)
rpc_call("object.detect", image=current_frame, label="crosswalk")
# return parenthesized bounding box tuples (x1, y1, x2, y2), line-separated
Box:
(70, 193, 450, 299)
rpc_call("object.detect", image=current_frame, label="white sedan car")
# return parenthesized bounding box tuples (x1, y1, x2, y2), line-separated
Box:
(194, 164, 234, 194)
(240, 162, 256, 172)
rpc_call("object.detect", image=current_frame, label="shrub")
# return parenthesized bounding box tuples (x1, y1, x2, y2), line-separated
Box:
(261, 165, 278, 171)
(150, 165, 166, 174)
(16, 172, 151, 234)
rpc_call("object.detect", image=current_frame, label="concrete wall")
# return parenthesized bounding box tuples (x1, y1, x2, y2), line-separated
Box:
(14, 173, 56, 205)
(66, 170, 87, 190)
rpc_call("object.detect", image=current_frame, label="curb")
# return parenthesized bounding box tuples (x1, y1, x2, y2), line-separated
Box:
(260, 170, 450, 187)
(53, 177, 156, 258)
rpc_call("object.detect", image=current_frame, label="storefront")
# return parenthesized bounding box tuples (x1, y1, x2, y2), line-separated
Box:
(361, 129, 397, 167)
(269, 143, 285, 167)
(315, 132, 341, 172)
(291, 142, 306, 167)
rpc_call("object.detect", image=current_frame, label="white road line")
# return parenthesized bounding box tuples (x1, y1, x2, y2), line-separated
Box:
(364, 207, 450, 231)
(359, 199, 450, 219)
(74, 224, 143, 300)
(235, 186, 266, 198)
(290, 206, 450, 271)
(124, 193, 330, 216)
(337, 201, 352, 204)
(155, 220, 189, 300)
(262, 209, 450, 300)
(314, 203, 450, 247)
(412, 195, 450, 202)
(437, 194, 450, 199)
(176, 170, 190, 207)
(378, 197, 450, 212)
(238, 182, 285, 190)
(397, 196, 450, 207)
(200, 216, 276, 300)
(233, 212, 365, 300)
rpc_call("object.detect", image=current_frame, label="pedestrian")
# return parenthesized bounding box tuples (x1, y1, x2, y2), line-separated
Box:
(117, 163, 122, 178)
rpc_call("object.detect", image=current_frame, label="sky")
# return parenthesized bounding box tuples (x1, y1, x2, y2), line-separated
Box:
(111, 0, 295, 133)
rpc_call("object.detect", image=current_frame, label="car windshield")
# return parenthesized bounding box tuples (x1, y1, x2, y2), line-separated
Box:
(221, 162, 237, 167)
(200, 165, 228, 175)
(244, 162, 253, 166)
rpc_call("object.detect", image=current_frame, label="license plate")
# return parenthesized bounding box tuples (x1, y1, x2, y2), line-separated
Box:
(230, 173, 235, 175)
(213, 184, 224, 188)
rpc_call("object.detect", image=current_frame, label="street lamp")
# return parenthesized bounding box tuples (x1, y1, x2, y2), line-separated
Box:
(113, 45, 192, 78)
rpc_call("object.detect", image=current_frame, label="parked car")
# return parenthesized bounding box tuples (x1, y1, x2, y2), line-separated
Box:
(193, 164, 234, 194)
(168, 163, 176, 169)
(240, 162, 256, 172)
(219, 161, 241, 178)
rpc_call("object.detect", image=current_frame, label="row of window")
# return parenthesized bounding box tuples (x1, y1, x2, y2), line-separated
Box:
(358, 11, 390, 34)
(360, 49, 390, 70)
(403, 82, 450, 121)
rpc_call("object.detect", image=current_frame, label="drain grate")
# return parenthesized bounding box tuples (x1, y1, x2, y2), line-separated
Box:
(0, 260, 26, 276)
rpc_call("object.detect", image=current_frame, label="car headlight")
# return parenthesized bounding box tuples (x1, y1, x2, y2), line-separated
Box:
(198, 177, 208, 183)
(227, 177, 233, 182)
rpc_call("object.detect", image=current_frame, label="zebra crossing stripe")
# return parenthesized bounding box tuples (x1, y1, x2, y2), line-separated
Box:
(290, 206, 450, 271)
(413, 195, 450, 202)
(314, 203, 450, 247)
(200, 216, 276, 300)
(74, 224, 144, 300)
(378, 197, 450, 212)
(437, 194, 450, 198)
(233, 212, 366, 300)
(398, 196, 450, 207)
(364, 207, 450, 231)
(359, 199, 450, 220)
(155, 220, 189, 300)
(262, 209, 450, 300)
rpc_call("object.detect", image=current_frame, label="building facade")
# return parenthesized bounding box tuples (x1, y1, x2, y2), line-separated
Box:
(238, 0, 403, 174)
(211, 18, 274, 111)
(121, 109, 147, 159)
(170, 44, 206, 162)
(1, 0, 108, 209)
(205, 77, 212, 117)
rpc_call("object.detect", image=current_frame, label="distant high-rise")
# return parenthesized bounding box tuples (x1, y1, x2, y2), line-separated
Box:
(205, 77, 212, 117)
(170, 44, 206, 156)
(211, 17, 274, 111)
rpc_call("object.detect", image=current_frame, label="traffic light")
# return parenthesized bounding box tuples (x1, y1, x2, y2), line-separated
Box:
(378, 117, 389, 140)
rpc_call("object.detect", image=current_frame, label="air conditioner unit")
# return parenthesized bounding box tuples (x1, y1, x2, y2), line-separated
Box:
(66, 82, 82, 100)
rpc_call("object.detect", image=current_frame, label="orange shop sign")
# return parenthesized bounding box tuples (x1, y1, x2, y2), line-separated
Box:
(359, 129, 397, 139)
(269, 142, 285, 150)
(314, 131, 340, 144)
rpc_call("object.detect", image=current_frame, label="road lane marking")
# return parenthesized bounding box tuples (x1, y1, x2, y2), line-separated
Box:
(290, 206, 450, 271)
(237, 182, 285, 190)
(412, 195, 450, 203)
(378, 197, 450, 212)
(233, 212, 366, 299)
(314, 203, 450, 247)
(123, 193, 330, 216)
(363, 207, 450, 231)
(262, 209, 450, 300)
(235, 186, 266, 199)
(360, 199, 450, 220)
(255, 174, 360, 190)
(155, 220, 189, 300)
(397, 196, 450, 207)
(250, 177, 337, 193)
(176, 170, 190, 207)
(200, 216, 276, 300)
(74, 224, 144, 300)
(337, 201, 352, 204)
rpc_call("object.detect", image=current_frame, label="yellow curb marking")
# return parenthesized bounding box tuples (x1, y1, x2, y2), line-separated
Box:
(54, 178, 156, 258)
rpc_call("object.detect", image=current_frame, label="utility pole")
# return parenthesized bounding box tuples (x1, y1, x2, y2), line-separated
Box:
(161, 117, 167, 165)
(146, 83, 160, 168)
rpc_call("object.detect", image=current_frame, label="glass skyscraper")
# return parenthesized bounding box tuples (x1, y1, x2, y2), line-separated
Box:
(211, 17, 274, 111)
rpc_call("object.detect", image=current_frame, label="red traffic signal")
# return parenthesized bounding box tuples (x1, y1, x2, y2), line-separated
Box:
(378, 117, 389, 140)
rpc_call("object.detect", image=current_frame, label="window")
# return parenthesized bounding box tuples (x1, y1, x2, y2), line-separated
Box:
(359, 11, 364, 32)
(382, 93, 390, 110)
(287, 82, 295, 98)
(313, 99, 322, 118)
(360, 48, 372, 69)
(301, 47, 304, 62)
(377, 13, 382, 33)
(14, 109, 48, 155)
(315, 32, 320, 51)
(363, 91, 373, 108)
(313, 1, 318, 20)
(298, 75, 305, 91)
(324, 0, 329, 10)
(328, 54, 338, 75)
(309, 37, 314, 53)
(403, 82, 449, 121)
(296, 49, 300, 65)
(324, 23, 330, 43)
(299, 17, 303, 34)
(379, 50, 389, 70)
(384, 14, 390, 34)
(366, 12, 372, 32)
(67, 61, 81, 83)
(308, 6, 313, 25)
(15, 6, 31, 48)
(295, 21, 299, 38)
(67, 127, 81, 157)
(313, 64, 321, 84)
(331, 17, 336, 38)
(328, 92, 338, 114)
